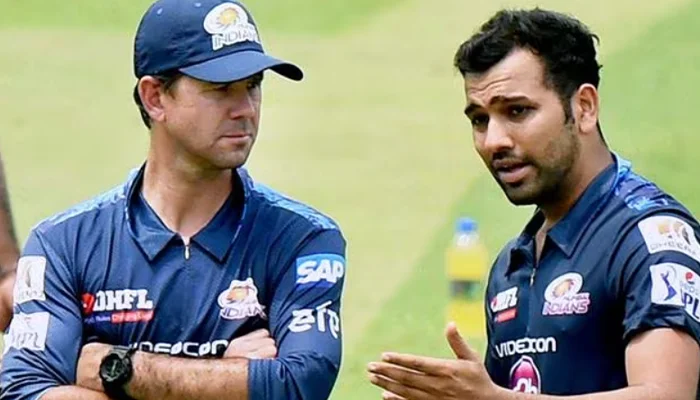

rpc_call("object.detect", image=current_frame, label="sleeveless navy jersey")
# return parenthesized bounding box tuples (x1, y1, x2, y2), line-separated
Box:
(485, 154, 700, 395)
(1, 166, 346, 400)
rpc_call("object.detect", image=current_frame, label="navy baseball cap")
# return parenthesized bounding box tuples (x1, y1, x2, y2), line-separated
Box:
(134, 0, 303, 83)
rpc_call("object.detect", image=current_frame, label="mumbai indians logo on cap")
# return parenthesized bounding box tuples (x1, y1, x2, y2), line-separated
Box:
(203, 2, 260, 51)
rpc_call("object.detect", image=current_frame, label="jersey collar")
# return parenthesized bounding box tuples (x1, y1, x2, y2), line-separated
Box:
(125, 164, 249, 262)
(506, 153, 631, 273)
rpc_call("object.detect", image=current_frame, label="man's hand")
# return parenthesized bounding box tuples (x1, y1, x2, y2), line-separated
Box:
(368, 322, 498, 400)
(76, 343, 112, 393)
(224, 329, 277, 359)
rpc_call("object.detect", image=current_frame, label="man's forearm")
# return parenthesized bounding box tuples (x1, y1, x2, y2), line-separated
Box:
(41, 386, 111, 400)
(126, 351, 249, 400)
(497, 385, 677, 400)
(0, 152, 18, 273)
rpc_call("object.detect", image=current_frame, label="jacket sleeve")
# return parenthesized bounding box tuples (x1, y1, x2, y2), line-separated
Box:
(1, 229, 83, 400)
(248, 229, 346, 400)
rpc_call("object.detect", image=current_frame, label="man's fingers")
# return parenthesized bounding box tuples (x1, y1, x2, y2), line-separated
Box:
(380, 352, 446, 375)
(368, 362, 433, 392)
(225, 337, 277, 359)
(238, 329, 271, 340)
(250, 344, 278, 359)
(382, 391, 406, 400)
(368, 372, 431, 400)
(445, 322, 480, 361)
(226, 330, 273, 351)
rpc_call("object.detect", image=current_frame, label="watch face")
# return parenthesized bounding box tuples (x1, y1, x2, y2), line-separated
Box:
(100, 355, 127, 383)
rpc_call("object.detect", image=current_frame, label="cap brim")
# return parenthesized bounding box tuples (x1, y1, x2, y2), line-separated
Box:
(179, 50, 303, 83)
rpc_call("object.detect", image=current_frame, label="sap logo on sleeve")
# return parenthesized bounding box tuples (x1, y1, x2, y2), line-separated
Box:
(295, 254, 345, 288)
(6, 312, 50, 352)
(14, 256, 47, 305)
(287, 300, 340, 339)
(638, 216, 700, 262)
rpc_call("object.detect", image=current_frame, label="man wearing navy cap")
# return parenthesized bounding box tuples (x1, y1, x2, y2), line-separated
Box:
(1, 1, 345, 399)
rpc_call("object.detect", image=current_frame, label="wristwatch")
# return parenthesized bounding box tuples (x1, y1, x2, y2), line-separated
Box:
(99, 345, 136, 400)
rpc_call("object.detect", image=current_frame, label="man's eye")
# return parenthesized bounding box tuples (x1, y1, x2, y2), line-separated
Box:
(247, 80, 261, 90)
(247, 74, 263, 90)
(471, 115, 489, 128)
(211, 84, 229, 92)
(509, 105, 531, 117)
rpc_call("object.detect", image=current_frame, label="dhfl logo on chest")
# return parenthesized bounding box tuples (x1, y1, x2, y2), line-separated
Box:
(82, 289, 154, 314)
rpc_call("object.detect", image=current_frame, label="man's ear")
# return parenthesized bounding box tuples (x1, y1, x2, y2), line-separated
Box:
(138, 76, 167, 124)
(571, 83, 600, 135)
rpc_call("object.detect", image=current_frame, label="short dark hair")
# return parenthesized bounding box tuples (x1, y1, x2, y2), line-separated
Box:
(133, 71, 182, 129)
(454, 8, 602, 122)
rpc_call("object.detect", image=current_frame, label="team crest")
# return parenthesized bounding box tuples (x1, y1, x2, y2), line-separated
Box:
(203, 2, 260, 50)
(542, 273, 590, 316)
(218, 278, 266, 320)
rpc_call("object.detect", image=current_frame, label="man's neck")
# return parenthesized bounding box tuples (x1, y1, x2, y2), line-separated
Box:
(539, 150, 614, 233)
(141, 154, 234, 239)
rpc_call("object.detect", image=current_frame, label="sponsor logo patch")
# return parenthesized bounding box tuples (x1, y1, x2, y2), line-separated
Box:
(6, 312, 50, 352)
(650, 263, 684, 306)
(494, 336, 557, 359)
(14, 256, 46, 305)
(509, 355, 541, 394)
(650, 263, 700, 321)
(288, 300, 340, 339)
(82, 289, 155, 324)
(490, 287, 518, 323)
(638, 216, 700, 262)
(296, 254, 345, 289)
(131, 339, 229, 358)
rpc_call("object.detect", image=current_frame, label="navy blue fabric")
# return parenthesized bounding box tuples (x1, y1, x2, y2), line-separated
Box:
(1, 166, 345, 400)
(485, 154, 700, 395)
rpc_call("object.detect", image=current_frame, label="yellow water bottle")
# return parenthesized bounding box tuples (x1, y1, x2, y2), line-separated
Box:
(446, 217, 489, 338)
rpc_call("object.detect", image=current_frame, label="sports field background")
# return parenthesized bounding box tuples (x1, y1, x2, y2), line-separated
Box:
(1, 0, 699, 398)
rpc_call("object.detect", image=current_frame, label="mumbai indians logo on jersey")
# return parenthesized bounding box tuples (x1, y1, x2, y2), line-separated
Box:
(295, 254, 345, 289)
(218, 278, 266, 320)
(542, 273, 591, 316)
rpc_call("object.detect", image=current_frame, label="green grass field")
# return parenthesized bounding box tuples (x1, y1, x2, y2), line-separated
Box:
(1, 0, 699, 398)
